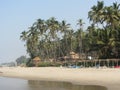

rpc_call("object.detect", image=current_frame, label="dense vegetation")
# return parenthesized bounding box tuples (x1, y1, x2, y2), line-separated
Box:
(16, 56, 29, 66)
(20, 1, 120, 63)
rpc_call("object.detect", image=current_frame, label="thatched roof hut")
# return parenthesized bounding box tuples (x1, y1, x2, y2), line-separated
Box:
(33, 57, 41, 66)
(33, 57, 41, 61)
(70, 51, 79, 60)
(70, 51, 75, 55)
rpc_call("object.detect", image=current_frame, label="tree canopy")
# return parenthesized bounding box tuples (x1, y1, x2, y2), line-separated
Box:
(20, 1, 120, 63)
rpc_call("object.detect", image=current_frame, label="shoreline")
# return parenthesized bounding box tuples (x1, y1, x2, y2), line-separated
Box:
(0, 67, 120, 90)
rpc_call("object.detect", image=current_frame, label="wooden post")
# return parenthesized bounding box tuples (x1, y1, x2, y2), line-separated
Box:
(99, 60, 100, 67)
(112, 60, 114, 68)
(95, 60, 96, 67)
(117, 60, 118, 66)
(107, 60, 109, 67)
(84, 60, 85, 67)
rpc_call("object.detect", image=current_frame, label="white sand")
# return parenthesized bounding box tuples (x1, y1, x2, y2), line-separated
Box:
(0, 67, 120, 90)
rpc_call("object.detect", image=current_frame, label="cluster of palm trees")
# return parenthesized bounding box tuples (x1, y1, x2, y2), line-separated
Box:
(20, 1, 120, 63)
(88, 1, 120, 58)
(20, 17, 73, 60)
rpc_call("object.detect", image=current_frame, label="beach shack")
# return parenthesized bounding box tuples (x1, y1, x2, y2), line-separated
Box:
(33, 57, 41, 66)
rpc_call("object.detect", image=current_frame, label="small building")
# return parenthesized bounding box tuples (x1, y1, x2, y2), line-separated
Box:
(33, 57, 41, 66)
(70, 52, 79, 60)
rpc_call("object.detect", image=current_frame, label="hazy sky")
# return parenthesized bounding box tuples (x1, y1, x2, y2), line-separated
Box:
(0, 0, 119, 63)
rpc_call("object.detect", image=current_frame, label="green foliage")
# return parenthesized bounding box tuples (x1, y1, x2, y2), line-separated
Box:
(20, 1, 120, 65)
(16, 56, 29, 66)
(38, 62, 61, 67)
(27, 62, 35, 67)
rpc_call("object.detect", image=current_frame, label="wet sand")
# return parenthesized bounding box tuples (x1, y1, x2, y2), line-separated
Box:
(0, 67, 120, 90)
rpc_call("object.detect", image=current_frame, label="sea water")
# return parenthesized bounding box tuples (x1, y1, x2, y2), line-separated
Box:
(0, 77, 107, 90)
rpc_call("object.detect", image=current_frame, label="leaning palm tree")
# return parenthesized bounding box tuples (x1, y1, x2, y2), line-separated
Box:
(20, 28, 39, 58)
(28, 26, 40, 58)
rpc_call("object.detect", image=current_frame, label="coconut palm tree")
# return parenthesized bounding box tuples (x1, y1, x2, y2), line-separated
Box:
(77, 19, 85, 59)
(88, 1, 104, 25)
(46, 17, 60, 60)
(27, 26, 40, 58)
(88, 1, 120, 59)
(60, 20, 71, 56)
(20, 31, 28, 41)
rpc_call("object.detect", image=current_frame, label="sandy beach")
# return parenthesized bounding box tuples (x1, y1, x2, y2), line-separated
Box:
(0, 67, 120, 90)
